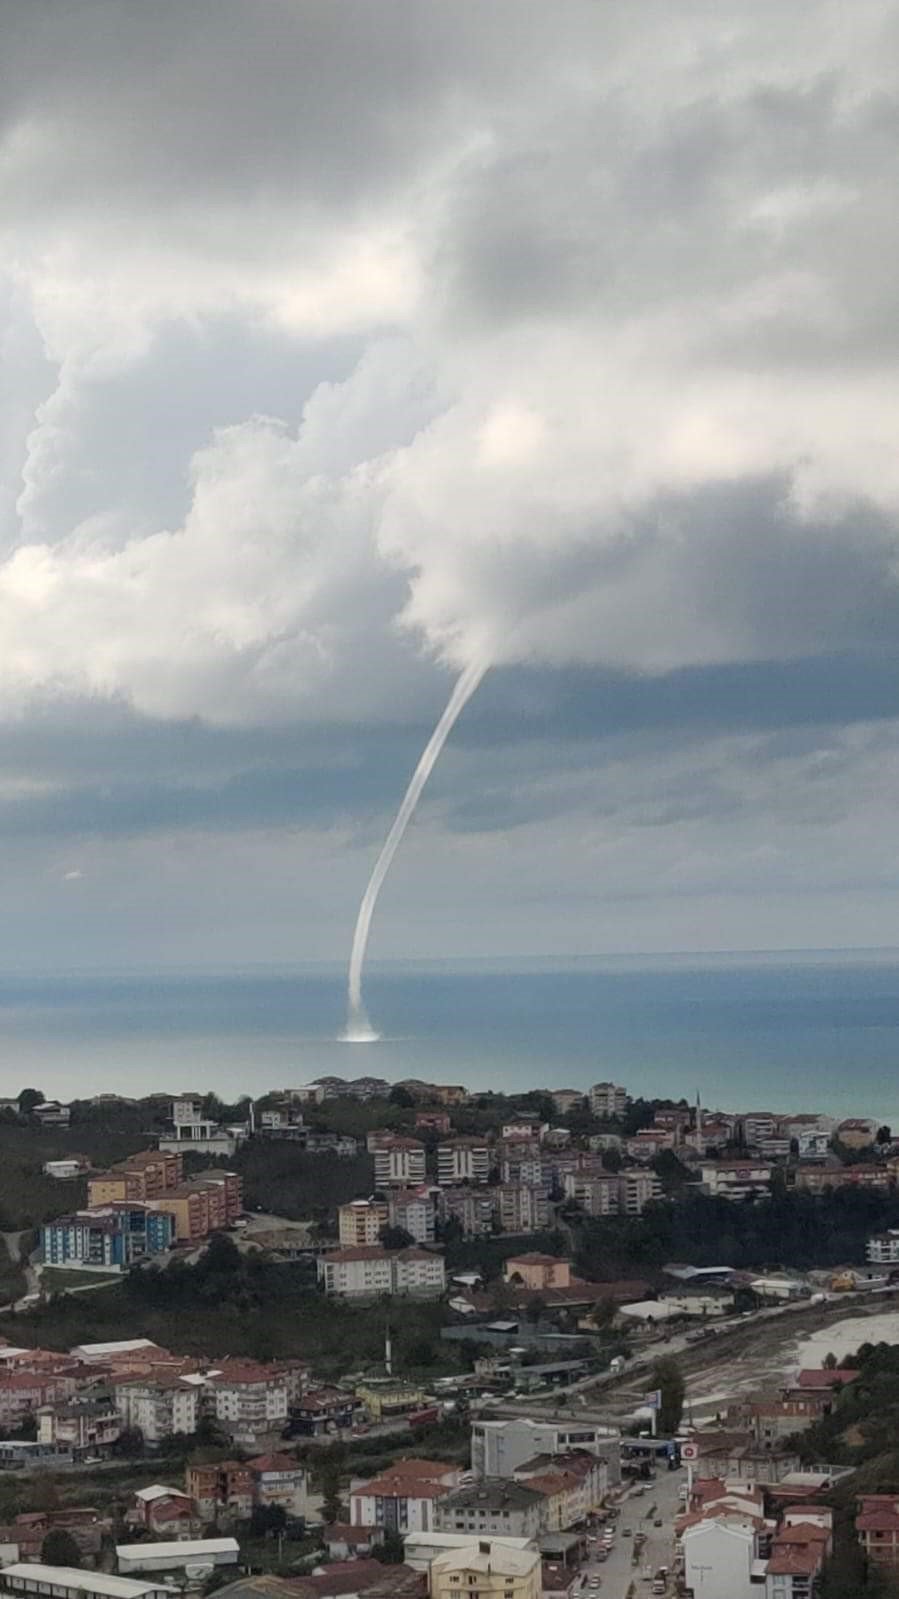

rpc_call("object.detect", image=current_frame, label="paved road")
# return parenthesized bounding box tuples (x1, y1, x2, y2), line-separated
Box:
(579, 1465, 684, 1599)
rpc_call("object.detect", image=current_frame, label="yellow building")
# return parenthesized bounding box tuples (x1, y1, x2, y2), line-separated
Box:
(430, 1541, 541, 1599)
(355, 1379, 426, 1422)
(338, 1198, 388, 1248)
(503, 1253, 571, 1291)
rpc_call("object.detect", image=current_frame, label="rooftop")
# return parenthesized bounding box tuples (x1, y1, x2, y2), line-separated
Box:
(0, 1565, 170, 1598)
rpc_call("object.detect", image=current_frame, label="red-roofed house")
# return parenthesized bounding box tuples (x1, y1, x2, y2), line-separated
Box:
(857, 1494, 899, 1570)
(350, 1458, 462, 1533)
(247, 1453, 312, 1517)
(765, 1521, 830, 1596)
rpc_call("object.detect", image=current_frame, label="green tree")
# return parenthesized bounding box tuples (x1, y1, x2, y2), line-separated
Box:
(17, 1089, 44, 1115)
(389, 1086, 415, 1108)
(601, 1147, 623, 1173)
(379, 1225, 415, 1251)
(651, 1356, 685, 1435)
(42, 1530, 82, 1568)
(373, 1528, 406, 1564)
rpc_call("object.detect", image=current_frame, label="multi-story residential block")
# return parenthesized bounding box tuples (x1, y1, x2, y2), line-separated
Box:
(36, 1398, 120, 1457)
(387, 1187, 437, 1244)
(87, 1151, 184, 1207)
(372, 1137, 427, 1188)
(0, 1373, 71, 1430)
(152, 1174, 242, 1242)
(699, 1160, 774, 1200)
(436, 1138, 490, 1186)
(32, 1101, 71, 1128)
(338, 1197, 389, 1248)
(795, 1129, 831, 1158)
(497, 1184, 551, 1233)
(187, 1169, 243, 1222)
(246, 1454, 313, 1518)
(765, 1519, 830, 1596)
(759, 1137, 793, 1161)
(498, 1141, 548, 1187)
(741, 1112, 778, 1146)
(563, 1172, 619, 1215)
(435, 1479, 546, 1538)
(41, 1204, 174, 1273)
(186, 1461, 255, 1521)
(317, 1246, 445, 1298)
(205, 1362, 291, 1444)
(626, 1128, 674, 1161)
(429, 1542, 540, 1599)
(791, 1162, 890, 1194)
(351, 1458, 462, 1533)
(291, 1387, 358, 1436)
(112, 1374, 200, 1442)
(471, 1417, 620, 1484)
(514, 1450, 604, 1526)
(618, 1168, 663, 1213)
(867, 1228, 899, 1265)
(440, 1187, 496, 1237)
(856, 1495, 899, 1572)
(589, 1082, 629, 1119)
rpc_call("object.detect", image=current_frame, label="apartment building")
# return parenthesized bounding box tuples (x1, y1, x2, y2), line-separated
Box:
(154, 1174, 243, 1242)
(471, 1417, 620, 1482)
(589, 1082, 629, 1119)
(497, 1184, 550, 1233)
(350, 1457, 461, 1533)
(113, 1375, 200, 1442)
(441, 1187, 496, 1237)
(372, 1137, 427, 1188)
(856, 1495, 899, 1571)
(436, 1138, 490, 1186)
(41, 1204, 174, 1272)
(317, 1246, 446, 1298)
(436, 1480, 546, 1539)
(514, 1451, 604, 1526)
(0, 1373, 71, 1429)
(387, 1187, 437, 1244)
(498, 1142, 548, 1187)
(619, 1167, 663, 1213)
(741, 1112, 779, 1146)
(87, 1151, 183, 1206)
(563, 1172, 620, 1215)
(36, 1399, 120, 1456)
(700, 1160, 774, 1200)
(291, 1387, 357, 1436)
(430, 1542, 541, 1599)
(247, 1454, 312, 1518)
(338, 1197, 388, 1248)
(205, 1362, 290, 1443)
(186, 1461, 255, 1521)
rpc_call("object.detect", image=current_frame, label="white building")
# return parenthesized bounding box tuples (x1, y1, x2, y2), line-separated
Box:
(589, 1083, 629, 1119)
(112, 1376, 200, 1442)
(0, 1569, 171, 1599)
(372, 1138, 427, 1188)
(437, 1139, 490, 1186)
(350, 1459, 461, 1533)
(700, 1161, 774, 1200)
(682, 1517, 767, 1599)
(388, 1187, 437, 1244)
(157, 1096, 243, 1158)
(867, 1228, 899, 1265)
(318, 1246, 445, 1298)
(471, 1417, 619, 1484)
(116, 1539, 239, 1575)
(205, 1364, 290, 1443)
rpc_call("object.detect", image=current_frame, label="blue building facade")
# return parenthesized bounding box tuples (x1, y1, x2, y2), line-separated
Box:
(41, 1204, 174, 1271)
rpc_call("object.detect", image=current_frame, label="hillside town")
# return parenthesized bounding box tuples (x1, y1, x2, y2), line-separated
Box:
(0, 1077, 893, 1598)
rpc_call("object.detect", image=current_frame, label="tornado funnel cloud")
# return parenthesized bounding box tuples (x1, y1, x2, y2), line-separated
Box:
(345, 658, 487, 1040)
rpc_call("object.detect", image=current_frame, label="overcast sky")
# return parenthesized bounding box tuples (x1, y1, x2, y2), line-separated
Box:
(2, 0, 899, 971)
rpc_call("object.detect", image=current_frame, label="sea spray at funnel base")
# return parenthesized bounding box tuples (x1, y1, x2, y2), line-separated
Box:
(345, 658, 488, 1039)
